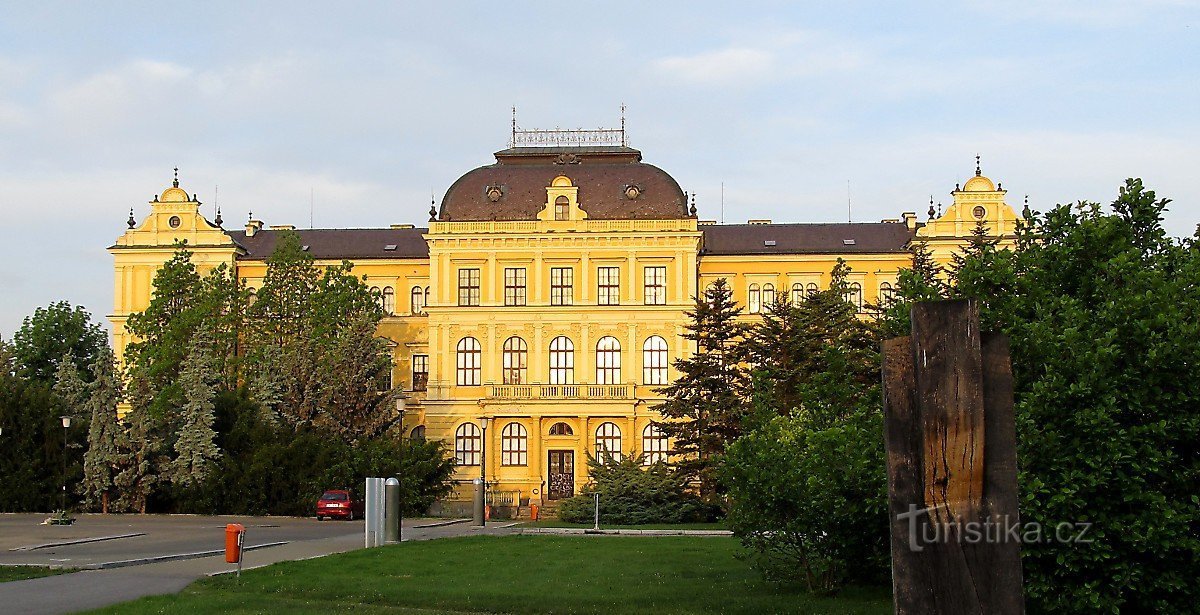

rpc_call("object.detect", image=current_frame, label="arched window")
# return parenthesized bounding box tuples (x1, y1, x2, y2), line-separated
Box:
(409, 425, 426, 440)
(456, 337, 481, 386)
(247, 289, 257, 306)
(806, 282, 819, 297)
(549, 422, 574, 436)
(704, 282, 717, 301)
(555, 195, 569, 221)
(748, 283, 761, 314)
(370, 286, 381, 310)
(595, 422, 622, 461)
(762, 283, 775, 307)
(424, 286, 430, 310)
(382, 287, 395, 315)
(642, 336, 668, 385)
(642, 424, 668, 465)
(845, 282, 863, 311)
(879, 281, 895, 305)
(596, 336, 622, 385)
(791, 282, 804, 306)
(549, 336, 574, 385)
(411, 286, 424, 315)
(502, 336, 528, 385)
(454, 422, 481, 466)
(501, 422, 528, 466)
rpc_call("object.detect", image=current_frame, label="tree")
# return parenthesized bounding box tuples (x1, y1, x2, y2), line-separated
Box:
(12, 302, 107, 383)
(170, 331, 222, 488)
(886, 179, 1200, 612)
(312, 313, 398, 441)
(81, 350, 124, 512)
(724, 262, 888, 591)
(558, 453, 709, 525)
(112, 370, 164, 513)
(52, 351, 89, 421)
(653, 277, 748, 499)
(0, 337, 63, 512)
(879, 241, 948, 337)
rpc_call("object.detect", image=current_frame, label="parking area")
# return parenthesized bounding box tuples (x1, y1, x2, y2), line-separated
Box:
(0, 513, 362, 569)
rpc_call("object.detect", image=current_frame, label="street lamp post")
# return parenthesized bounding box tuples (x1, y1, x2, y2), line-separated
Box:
(60, 416, 71, 512)
(473, 416, 491, 527)
(395, 397, 406, 542)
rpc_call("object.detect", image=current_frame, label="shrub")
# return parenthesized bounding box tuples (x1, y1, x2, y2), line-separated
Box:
(558, 454, 710, 525)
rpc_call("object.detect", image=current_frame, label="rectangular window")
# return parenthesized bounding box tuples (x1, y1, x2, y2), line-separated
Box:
(504, 267, 527, 306)
(643, 266, 666, 305)
(551, 267, 573, 306)
(597, 266, 620, 305)
(411, 354, 428, 392)
(457, 268, 480, 306)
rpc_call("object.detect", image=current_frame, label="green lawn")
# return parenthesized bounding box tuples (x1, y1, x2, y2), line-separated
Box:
(87, 535, 891, 614)
(0, 566, 73, 583)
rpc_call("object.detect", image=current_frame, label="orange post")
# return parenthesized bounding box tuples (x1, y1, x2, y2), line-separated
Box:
(531, 504, 540, 521)
(225, 523, 245, 564)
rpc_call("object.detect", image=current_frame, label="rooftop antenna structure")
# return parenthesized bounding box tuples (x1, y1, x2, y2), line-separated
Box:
(719, 182, 724, 224)
(620, 103, 627, 147)
(847, 179, 852, 223)
(510, 106, 517, 148)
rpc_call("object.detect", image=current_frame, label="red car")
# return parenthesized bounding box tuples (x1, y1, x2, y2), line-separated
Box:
(315, 489, 363, 521)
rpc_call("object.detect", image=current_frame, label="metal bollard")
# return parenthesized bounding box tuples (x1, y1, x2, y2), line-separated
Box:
(472, 478, 485, 526)
(384, 477, 400, 543)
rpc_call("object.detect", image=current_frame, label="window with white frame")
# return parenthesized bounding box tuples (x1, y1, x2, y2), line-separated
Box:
(879, 281, 895, 305)
(382, 287, 395, 315)
(596, 336, 622, 384)
(411, 286, 425, 315)
(502, 336, 528, 385)
(597, 266, 620, 305)
(791, 282, 804, 306)
(554, 195, 570, 221)
(845, 282, 863, 311)
(642, 336, 668, 385)
(642, 424, 668, 465)
(457, 268, 480, 306)
(643, 266, 666, 305)
(762, 283, 776, 308)
(551, 267, 573, 306)
(595, 422, 622, 461)
(456, 337, 481, 386)
(504, 267, 526, 306)
(806, 282, 819, 297)
(501, 422, 528, 466)
(748, 283, 761, 313)
(549, 336, 574, 384)
(411, 354, 428, 391)
(455, 422, 481, 466)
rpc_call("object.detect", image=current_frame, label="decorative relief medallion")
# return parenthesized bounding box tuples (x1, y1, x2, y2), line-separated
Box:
(486, 185, 504, 202)
(168, 215, 182, 228)
(624, 185, 642, 200)
(972, 205, 986, 220)
(554, 153, 582, 165)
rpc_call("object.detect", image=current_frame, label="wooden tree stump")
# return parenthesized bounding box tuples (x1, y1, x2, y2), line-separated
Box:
(882, 299, 1024, 614)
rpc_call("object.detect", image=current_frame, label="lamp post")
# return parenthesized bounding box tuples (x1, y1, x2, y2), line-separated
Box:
(59, 416, 71, 512)
(473, 416, 491, 526)
(395, 397, 406, 542)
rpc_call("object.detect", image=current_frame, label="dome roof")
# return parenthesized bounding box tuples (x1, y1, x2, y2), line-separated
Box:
(159, 186, 191, 202)
(962, 175, 996, 192)
(438, 147, 688, 221)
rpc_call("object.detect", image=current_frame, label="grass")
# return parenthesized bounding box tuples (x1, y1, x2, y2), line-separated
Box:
(86, 535, 891, 614)
(0, 566, 73, 583)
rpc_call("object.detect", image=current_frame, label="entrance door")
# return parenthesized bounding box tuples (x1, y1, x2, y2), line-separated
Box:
(547, 450, 574, 500)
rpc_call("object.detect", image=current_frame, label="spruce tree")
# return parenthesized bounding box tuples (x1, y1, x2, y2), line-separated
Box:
(653, 277, 748, 498)
(170, 329, 222, 488)
(112, 369, 163, 513)
(52, 351, 88, 419)
(879, 240, 949, 337)
(81, 350, 124, 513)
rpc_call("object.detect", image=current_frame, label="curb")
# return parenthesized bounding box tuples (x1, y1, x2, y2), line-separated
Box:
(518, 528, 732, 537)
(9, 533, 146, 552)
(82, 541, 290, 570)
(411, 518, 470, 529)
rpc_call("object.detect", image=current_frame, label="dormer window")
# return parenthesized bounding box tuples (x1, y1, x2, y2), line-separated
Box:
(555, 196, 569, 221)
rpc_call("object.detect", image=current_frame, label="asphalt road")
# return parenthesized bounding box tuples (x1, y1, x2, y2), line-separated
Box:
(0, 513, 512, 614)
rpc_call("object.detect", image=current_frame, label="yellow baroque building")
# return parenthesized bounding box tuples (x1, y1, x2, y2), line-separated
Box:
(109, 139, 1019, 509)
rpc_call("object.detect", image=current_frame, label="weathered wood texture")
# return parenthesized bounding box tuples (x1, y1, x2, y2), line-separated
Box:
(882, 299, 1024, 614)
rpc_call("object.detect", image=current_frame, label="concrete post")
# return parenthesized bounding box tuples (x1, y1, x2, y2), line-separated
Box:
(384, 477, 400, 543)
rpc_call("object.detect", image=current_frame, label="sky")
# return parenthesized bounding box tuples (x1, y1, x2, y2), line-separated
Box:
(0, 1, 1197, 335)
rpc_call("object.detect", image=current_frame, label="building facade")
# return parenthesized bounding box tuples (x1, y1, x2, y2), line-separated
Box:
(109, 139, 1019, 507)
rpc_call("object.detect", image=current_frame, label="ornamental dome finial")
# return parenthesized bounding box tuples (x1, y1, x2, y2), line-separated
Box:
(127, 207, 136, 229)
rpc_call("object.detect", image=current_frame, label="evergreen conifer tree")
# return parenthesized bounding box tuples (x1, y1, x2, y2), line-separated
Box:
(170, 329, 222, 488)
(81, 349, 124, 512)
(653, 277, 748, 498)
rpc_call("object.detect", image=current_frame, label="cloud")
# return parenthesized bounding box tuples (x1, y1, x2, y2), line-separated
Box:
(654, 47, 776, 86)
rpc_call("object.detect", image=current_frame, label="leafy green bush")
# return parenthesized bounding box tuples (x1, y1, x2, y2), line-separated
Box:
(558, 454, 710, 525)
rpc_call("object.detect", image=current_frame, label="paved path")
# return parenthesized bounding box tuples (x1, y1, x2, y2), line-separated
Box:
(0, 514, 512, 615)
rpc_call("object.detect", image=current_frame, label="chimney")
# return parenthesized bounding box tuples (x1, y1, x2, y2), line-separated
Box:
(901, 211, 918, 230)
(246, 219, 263, 237)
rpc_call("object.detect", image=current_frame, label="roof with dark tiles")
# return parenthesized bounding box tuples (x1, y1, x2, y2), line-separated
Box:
(701, 222, 915, 256)
(227, 227, 429, 260)
(438, 146, 689, 221)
